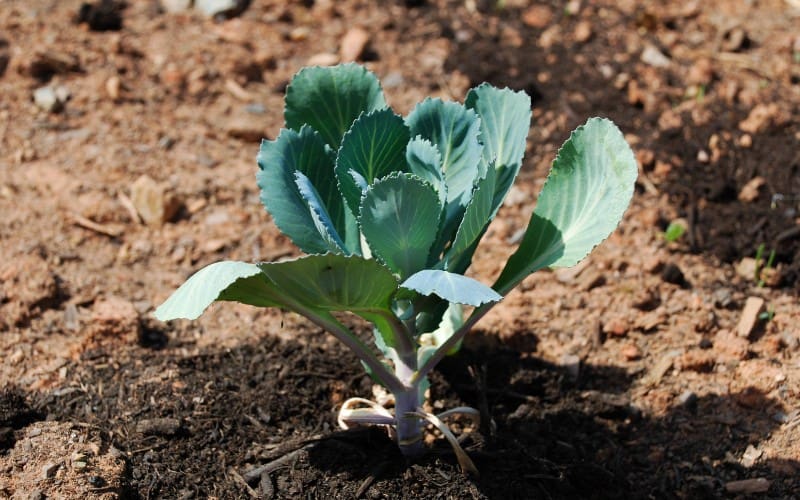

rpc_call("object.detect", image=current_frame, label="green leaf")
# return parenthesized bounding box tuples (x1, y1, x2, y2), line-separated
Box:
(359, 173, 442, 279)
(285, 64, 387, 149)
(446, 165, 497, 265)
(493, 118, 637, 294)
(336, 108, 410, 216)
(401, 270, 501, 307)
(258, 253, 399, 313)
(465, 84, 531, 216)
(257, 126, 351, 254)
(406, 136, 447, 206)
(155, 261, 280, 321)
(294, 172, 347, 253)
(405, 98, 482, 211)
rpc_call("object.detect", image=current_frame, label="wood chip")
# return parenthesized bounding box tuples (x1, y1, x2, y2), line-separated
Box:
(724, 478, 771, 494)
(70, 213, 123, 238)
(736, 297, 765, 338)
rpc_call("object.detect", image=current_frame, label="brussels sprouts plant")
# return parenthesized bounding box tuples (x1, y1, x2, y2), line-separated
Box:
(155, 63, 637, 474)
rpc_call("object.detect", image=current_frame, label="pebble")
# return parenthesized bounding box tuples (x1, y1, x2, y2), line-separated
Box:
(160, 0, 192, 12)
(105, 75, 121, 100)
(522, 5, 553, 28)
(340, 27, 370, 62)
(620, 343, 641, 361)
(676, 390, 698, 412)
(686, 57, 713, 85)
(676, 350, 715, 373)
(641, 44, 671, 68)
(224, 116, 265, 142)
(603, 317, 629, 337)
(735, 257, 757, 281)
(130, 174, 182, 226)
(195, 0, 247, 18)
(712, 287, 735, 309)
(33, 85, 70, 113)
(736, 296, 764, 338)
(657, 109, 682, 134)
(724, 478, 770, 494)
(737, 176, 766, 202)
(306, 52, 339, 67)
(573, 21, 592, 43)
(740, 444, 762, 468)
(41, 462, 60, 479)
(714, 329, 749, 360)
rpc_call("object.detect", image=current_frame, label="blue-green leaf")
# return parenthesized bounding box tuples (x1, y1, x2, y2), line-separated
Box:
(401, 270, 501, 307)
(294, 171, 347, 253)
(359, 173, 441, 279)
(493, 118, 637, 294)
(258, 254, 399, 313)
(406, 136, 446, 206)
(405, 98, 482, 211)
(285, 64, 386, 149)
(155, 261, 280, 321)
(336, 108, 410, 216)
(446, 165, 497, 265)
(465, 84, 531, 216)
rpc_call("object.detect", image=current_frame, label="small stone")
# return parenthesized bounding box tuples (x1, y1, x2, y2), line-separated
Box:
(736, 297, 765, 338)
(289, 26, 310, 42)
(632, 288, 660, 311)
(735, 257, 757, 281)
(136, 417, 182, 436)
(741, 444, 762, 468)
(306, 53, 339, 66)
(724, 478, 770, 494)
(573, 21, 592, 43)
(635, 310, 666, 331)
(195, 0, 247, 18)
(738, 176, 766, 202)
(41, 462, 60, 479)
(641, 44, 671, 68)
(160, 0, 192, 12)
(780, 331, 800, 350)
(33, 86, 69, 113)
(712, 288, 735, 309)
(340, 27, 370, 63)
(105, 75, 121, 100)
(130, 174, 181, 226)
(522, 5, 554, 28)
(224, 116, 265, 142)
(620, 343, 641, 361)
(738, 133, 752, 148)
(735, 387, 764, 409)
(603, 317, 629, 337)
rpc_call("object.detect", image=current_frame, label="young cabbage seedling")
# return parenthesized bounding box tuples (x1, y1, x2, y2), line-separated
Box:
(155, 63, 637, 474)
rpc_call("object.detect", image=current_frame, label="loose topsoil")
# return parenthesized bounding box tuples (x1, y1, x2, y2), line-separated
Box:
(1, 0, 799, 498)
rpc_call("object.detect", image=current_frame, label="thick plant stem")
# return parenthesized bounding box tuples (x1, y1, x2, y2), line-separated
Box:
(393, 349, 424, 457)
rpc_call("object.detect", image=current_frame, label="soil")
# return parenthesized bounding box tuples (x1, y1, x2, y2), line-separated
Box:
(1, 0, 799, 498)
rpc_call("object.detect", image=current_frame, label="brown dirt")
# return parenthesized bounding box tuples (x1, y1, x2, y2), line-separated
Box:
(1, 0, 799, 498)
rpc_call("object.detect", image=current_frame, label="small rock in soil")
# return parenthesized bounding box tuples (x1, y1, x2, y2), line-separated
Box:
(634, 310, 666, 331)
(340, 27, 370, 62)
(33, 85, 70, 113)
(740, 444, 762, 468)
(603, 317, 629, 337)
(130, 174, 182, 226)
(686, 57, 714, 85)
(522, 5, 553, 28)
(676, 390, 698, 412)
(736, 296, 764, 338)
(573, 21, 592, 43)
(559, 353, 580, 380)
(620, 343, 641, 361)
(714, 329, 749, 360)
(195, 0, 249, 18)
(738, 176, 766, 202)
(725, 477, 771, 494)
(224, 116, 266, 142)
(712, 287, 735, 309)
(160, 0, 192, 12)
(641, 44, 671, 68)
(307, 52, 339, 66)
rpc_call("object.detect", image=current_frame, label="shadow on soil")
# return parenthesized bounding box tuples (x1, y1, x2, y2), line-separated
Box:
(7, 328, 795, 499)
(413, 0, 799, 288)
